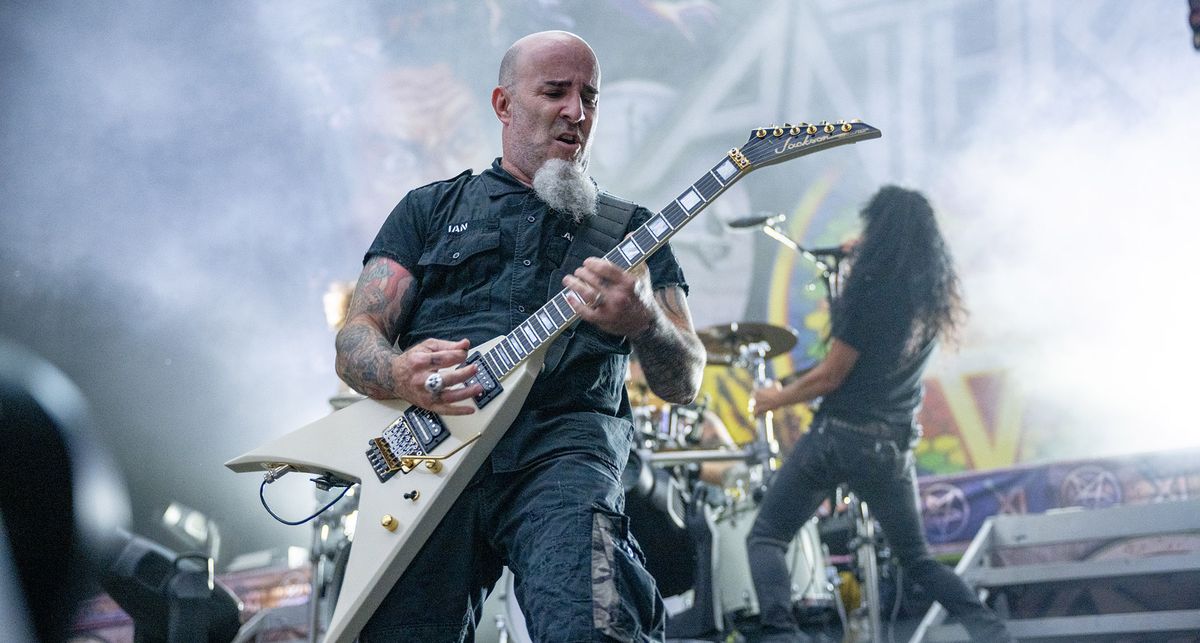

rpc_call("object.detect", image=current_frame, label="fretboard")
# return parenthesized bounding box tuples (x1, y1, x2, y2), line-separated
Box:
(477, 152, 746, 380)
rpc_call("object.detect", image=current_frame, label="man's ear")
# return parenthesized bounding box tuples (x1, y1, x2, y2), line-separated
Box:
(491, 86, 511, 124)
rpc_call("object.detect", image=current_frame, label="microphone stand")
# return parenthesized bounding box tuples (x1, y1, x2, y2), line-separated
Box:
(755, 220, 842, 304)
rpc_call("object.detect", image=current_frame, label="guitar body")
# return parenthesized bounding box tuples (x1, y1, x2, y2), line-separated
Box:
(226, 336, 546, 643)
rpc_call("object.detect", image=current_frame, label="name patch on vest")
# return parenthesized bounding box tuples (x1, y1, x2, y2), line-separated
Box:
(448, 222, 469, 233)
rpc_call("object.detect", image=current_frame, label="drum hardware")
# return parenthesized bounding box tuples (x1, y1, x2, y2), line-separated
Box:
(818, 487, 888, 643)
(852, 496, 884, 643)
(306, 485, 359, 642)
(826, 558, 853, 639)
(744, 339, 782, 475)
(697, 321, 800, 478)
(672, 402, 706, 445)
(632, 399, 711, 451)
(636, 446, 756, 467)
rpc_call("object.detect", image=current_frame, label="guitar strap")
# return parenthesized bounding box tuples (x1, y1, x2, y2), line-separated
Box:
(543, 191, 639, 373)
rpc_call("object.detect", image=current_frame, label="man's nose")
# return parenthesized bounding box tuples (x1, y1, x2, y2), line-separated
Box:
(560, 91, 586, 123)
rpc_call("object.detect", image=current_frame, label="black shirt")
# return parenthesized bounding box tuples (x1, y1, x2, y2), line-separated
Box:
(817, 278, 934, 427)
(365, 158, 688, 473)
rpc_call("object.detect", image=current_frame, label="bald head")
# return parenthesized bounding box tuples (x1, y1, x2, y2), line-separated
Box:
(491, 30, 601, 185)
(499, 31, 599, 88)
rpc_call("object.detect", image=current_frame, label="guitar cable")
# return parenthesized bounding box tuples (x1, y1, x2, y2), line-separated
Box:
(259, 475, 354, 526)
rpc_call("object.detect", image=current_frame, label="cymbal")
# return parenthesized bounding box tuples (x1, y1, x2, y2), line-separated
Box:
(697, 321, 799, 365)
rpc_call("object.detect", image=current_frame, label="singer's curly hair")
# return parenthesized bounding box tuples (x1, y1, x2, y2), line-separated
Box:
(835, 185, 965, 353)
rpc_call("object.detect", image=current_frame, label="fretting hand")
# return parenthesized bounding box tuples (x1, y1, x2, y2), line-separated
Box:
(563, 256, 659, 337)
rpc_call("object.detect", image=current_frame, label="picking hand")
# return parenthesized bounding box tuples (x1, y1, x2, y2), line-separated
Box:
(395, 338, 482, 415)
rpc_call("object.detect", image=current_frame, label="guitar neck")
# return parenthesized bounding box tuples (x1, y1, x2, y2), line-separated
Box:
(477, 152, 747, 381)
(476, 119, 882, 382)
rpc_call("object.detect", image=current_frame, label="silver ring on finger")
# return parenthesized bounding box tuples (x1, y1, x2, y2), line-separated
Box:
(591, 291, 604, 308)
(424, 372, 444, 396)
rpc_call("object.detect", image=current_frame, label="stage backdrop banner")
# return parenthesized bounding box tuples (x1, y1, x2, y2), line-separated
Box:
(917, 446, 1200, 554)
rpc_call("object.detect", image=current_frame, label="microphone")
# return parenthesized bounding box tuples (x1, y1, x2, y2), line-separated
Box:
(805, 245, 848, 259)
(726, 213, 785, 229)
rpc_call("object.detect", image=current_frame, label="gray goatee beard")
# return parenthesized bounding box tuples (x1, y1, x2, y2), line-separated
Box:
(532, 159, 597, 224)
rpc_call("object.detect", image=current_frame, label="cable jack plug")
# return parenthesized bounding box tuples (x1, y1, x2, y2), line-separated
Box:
(263, 464, 293, 484)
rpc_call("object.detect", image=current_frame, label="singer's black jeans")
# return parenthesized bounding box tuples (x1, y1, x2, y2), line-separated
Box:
(746, 417, 1013, 642)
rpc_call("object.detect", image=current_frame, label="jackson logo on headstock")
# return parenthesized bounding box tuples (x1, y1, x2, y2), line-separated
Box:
(773, 135, 821, 155)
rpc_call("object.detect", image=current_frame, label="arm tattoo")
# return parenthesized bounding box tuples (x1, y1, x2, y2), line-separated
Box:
(632, 286, 705, 404)
(334, 257, 416, 398)
(655, 285, 688, 319)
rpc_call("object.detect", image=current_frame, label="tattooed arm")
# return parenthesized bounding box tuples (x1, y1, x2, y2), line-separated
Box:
(629, 285, 704, 404)
(335, 256, 482, 414)
(565, 257, 705, 404)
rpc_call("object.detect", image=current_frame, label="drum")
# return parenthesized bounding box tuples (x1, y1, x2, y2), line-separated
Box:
(632, 402, 705, 449)
(713, 500, 835, 621)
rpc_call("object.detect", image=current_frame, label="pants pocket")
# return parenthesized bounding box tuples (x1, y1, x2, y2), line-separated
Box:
(591, 505, 664, 641)
(850, 437, 909, 481)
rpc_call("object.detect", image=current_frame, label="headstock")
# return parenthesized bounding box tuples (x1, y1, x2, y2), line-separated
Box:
(727, 120, 882, 172)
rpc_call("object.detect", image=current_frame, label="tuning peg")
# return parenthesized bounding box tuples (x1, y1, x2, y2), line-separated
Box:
(824, 123, 835, 133)
(806, 124, 817, 135)
(756, 128, 767, 138)
(841, 122, 852, 132)
(789, 125, 801, 135)
(773, 127, 784, 136)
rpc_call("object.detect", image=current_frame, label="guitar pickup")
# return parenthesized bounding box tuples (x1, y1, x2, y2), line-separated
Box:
(365, 407, 450, 482)
(463, 351, 502, 409)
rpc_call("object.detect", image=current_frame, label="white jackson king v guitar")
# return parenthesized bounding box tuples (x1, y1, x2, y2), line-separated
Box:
(226, 120, 881, 642)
